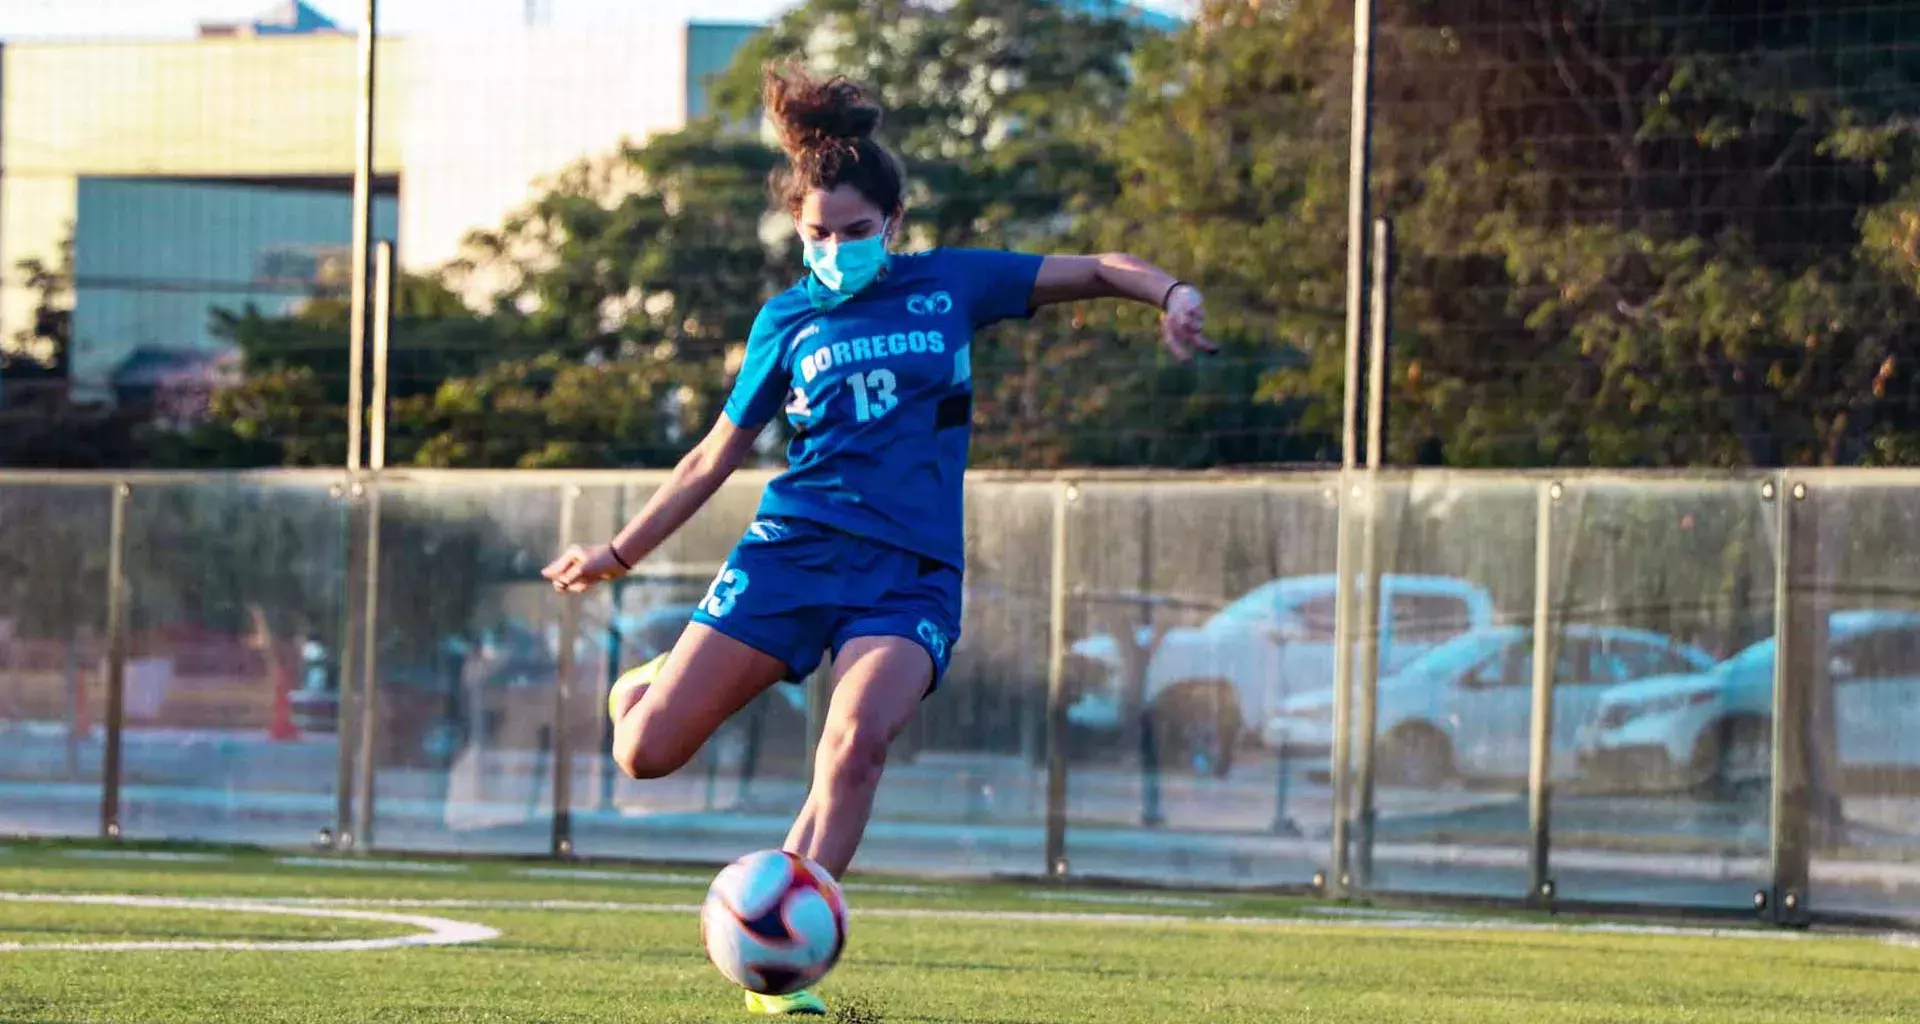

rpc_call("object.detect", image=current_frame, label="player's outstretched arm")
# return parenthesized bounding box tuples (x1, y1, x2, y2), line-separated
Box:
(1030, 253, 1216, 360)
(542, 416, 762, 594)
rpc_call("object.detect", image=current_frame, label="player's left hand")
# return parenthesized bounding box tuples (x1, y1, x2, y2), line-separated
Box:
(1161, 284, 1216, 360)
(542, 542, 627, 594)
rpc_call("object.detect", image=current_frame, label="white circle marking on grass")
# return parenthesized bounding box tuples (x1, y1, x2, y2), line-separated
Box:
(0, 892, 499, 953)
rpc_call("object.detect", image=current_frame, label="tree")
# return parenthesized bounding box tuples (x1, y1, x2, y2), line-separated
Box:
(386, 351, 711, 469)
(0, 230, 162, 467)
(3, 232, 74, 395)
(449, 122, 797, 368)
(1230, 0, 1920, 467)
(710, 0, 1139, 247)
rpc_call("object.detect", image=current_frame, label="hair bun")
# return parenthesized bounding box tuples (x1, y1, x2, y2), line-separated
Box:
(763, 64, 882, 156)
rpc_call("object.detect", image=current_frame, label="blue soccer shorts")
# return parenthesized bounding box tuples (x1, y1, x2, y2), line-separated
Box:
(687, 516, 962, 692)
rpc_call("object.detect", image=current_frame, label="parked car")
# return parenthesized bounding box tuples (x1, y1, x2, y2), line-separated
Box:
(1265, 624, 1716, 785)
(1063, 573, 1498, 777)
(1577, 610, 1920, 792)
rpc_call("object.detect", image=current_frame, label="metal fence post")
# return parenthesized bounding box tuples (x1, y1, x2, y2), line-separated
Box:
(1768, 474, 1819, 925)
(1044, 480, 1076, 878)
(551, 485, 581, 858)
(98, 481, 130, 841)
(345, 0, 379, 474)
(352, 477, 383, 850)
(1351, 477, 1384, 890)
(1331, 0, 1379, 895)
(1526, 481, 1564, 905)
(1135, 492, 1164, 828)
(1328, 473, 1358, 895)
(1351, 217, 1394, 889)
(368, 241, 394, 473)
(331, 481, 364, 850)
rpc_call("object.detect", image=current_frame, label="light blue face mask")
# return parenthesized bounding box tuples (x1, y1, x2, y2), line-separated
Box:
(803, 219, 890, 306)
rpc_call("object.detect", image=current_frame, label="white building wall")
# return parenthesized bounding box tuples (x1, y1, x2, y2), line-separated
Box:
(396, 23, 690, 274)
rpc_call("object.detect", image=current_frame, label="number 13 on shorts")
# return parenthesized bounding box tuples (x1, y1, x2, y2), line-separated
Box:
(701, 565, 749, 618)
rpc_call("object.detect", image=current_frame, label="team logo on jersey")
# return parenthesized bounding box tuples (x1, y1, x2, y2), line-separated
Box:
(907, 292, 954, 316)
(747, 519, 788, 542)
(916, 619, 950, 663)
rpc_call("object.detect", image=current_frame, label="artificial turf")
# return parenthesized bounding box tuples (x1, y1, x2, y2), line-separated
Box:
(0, 840, 1913, 1023)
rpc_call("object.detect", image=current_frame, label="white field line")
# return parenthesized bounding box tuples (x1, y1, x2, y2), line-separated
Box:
(0, 892, 499, 952)
(277, 857, 466, 874)
(239, 894, 1844, 944)
(514, 867, 949, 895)
(1023, 891, 1219, 908)
(63, 850, 230, 863)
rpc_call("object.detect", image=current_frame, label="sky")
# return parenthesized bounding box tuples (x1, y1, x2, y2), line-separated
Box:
(0, 0, 1190, 41)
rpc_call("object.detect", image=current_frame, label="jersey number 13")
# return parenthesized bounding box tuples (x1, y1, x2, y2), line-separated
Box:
(848, 369, 898, 422)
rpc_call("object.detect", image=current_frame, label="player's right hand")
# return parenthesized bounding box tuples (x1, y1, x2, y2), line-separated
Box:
(542, 543, 628, 594)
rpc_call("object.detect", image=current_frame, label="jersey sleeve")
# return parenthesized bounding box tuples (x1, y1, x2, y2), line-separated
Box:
(942, 248, 1045, 328)
(722, 305, 791, 431)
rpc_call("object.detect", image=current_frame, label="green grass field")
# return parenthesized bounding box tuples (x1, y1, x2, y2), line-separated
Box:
(1, 840, 1914, 1023)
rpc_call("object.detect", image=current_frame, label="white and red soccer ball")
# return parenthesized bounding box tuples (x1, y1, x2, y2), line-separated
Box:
(701, 849, 849, 995)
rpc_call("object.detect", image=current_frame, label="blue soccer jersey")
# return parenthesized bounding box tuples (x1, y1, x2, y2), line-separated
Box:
(723, 247, 1043, 569)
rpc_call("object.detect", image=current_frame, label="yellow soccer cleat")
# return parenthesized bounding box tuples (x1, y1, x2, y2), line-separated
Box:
(743, 989, 826, 1015)
(608, 653, 667, 723)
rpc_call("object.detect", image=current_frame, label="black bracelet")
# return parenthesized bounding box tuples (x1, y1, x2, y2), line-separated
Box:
(607, 542, 634, 571)
(1160, 279, 1189, 311)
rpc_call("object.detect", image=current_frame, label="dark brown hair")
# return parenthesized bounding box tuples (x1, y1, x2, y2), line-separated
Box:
(763, 62, 905, 217)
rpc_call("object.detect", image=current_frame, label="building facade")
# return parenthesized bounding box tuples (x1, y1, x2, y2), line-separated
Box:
(0, 18, 755, 402)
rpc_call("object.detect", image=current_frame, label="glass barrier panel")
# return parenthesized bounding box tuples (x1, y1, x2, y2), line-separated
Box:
(117, 478, 348, 846)
(1802, 478, 1920, 920)
(1357, 475, 1539, 899)
(1061, 477, 1340, 887)
(1549, 478, 1777, 909)
(363, 477, 565, 855)
(0, 482, 115, 838)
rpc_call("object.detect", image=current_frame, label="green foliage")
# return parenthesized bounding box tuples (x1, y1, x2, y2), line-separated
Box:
(1334, 0, 1920, 466)
(388, 352, 711, 470)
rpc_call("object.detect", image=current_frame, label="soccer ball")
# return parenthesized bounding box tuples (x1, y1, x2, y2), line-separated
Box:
(701, 849, 848, 995)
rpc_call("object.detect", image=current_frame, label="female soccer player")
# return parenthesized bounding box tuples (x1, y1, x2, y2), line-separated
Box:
(542, 63, 1209, 1015)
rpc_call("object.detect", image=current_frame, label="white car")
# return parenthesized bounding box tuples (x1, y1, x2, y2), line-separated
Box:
(1266, 625, 1716, 785)
(1062, 573, 1495, 777)
(1578, 610, 1920, 791)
